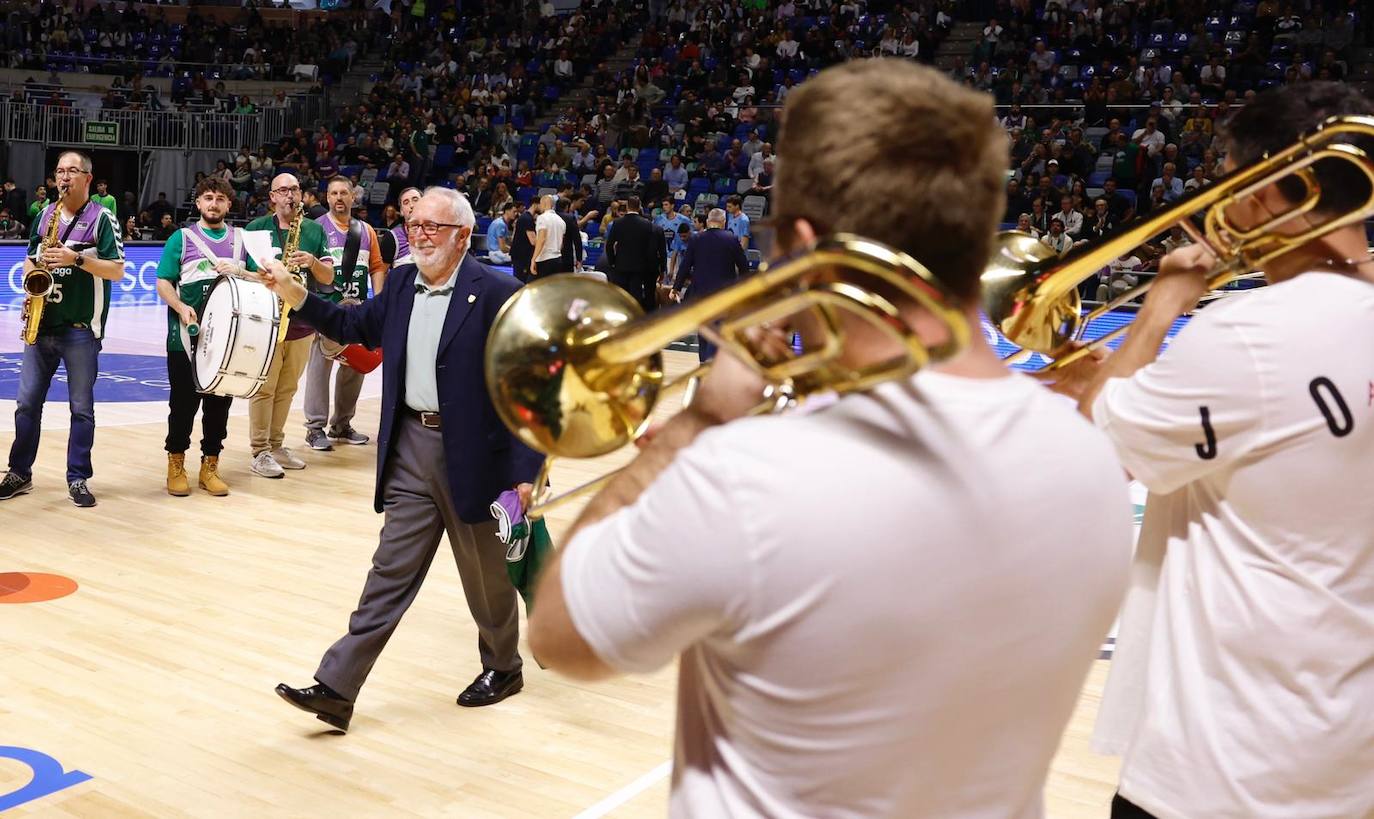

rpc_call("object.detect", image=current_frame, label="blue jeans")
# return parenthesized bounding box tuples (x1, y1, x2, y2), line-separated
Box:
(8, 327, 101, 482)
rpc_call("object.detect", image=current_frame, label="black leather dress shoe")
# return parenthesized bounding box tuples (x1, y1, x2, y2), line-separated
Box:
(457, 668, 523, 707)
(275, 682, 353, 732)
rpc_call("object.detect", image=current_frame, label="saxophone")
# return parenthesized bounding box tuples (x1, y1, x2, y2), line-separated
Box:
(275, 199, 305, 344)
(20, 200, 63, 345)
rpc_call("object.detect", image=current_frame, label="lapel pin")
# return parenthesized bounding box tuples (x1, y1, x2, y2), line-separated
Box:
(467, 293, 476, 303)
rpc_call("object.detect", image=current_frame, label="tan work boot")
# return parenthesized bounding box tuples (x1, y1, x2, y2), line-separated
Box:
(199, 455, 229, 496)
(167, 452, 190, 497)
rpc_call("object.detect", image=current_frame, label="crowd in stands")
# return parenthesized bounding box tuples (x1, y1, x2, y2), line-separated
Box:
(4, 0, 1369, 299)
(1, 0, 375, 84)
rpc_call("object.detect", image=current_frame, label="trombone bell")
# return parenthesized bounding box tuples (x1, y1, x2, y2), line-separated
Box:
(484, 275, 663, 460)
(981, 232, 1080, 355)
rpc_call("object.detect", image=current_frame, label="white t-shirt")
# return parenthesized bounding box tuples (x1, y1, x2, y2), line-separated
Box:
(563, 370, 1133, 819)
(534, 210, 565, 263)
(1091, 272, 1374, 819)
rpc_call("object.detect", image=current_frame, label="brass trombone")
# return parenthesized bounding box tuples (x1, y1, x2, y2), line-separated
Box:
(983, 114, 1374, 369)
(484, 234, 970, 518)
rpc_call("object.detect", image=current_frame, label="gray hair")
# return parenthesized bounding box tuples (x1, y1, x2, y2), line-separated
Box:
(57, 150, 93, 174)
(423, 186, 475, 227)
(707, 207, 727, 226)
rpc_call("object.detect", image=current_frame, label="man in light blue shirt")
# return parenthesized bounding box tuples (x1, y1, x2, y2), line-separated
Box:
(663, 154, 689, 193)
(725, 195, 751, 249)
(486, 202, 514, 264)
(654, 197, 692, 241)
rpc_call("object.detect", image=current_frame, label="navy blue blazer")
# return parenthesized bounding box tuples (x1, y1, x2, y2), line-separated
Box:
(672, 227, 750, 300)
(295, 253, 544, 523)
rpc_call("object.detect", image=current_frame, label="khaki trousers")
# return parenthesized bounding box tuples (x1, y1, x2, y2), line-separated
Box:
(248, 334, 313, 456)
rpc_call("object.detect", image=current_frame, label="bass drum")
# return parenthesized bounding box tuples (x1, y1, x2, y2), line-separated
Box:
(316, 298, 383, 374)
(185, 274, 280, 398)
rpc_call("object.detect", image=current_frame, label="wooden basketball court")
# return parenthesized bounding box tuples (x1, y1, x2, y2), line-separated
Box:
(0, 305, 1121, 817)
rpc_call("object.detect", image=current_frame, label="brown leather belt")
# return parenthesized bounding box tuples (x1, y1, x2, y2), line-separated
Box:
(406, 408, 442, 429)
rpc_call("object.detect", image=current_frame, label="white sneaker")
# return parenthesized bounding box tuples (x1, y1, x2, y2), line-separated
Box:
(272, 448, 306, 470)
(251, 451, 285, 479)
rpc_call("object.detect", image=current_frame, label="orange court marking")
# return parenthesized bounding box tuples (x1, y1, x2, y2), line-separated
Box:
(0, 573, 79, 604)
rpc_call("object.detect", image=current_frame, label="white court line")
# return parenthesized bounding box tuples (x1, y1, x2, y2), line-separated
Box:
(573, 761, 671, 819)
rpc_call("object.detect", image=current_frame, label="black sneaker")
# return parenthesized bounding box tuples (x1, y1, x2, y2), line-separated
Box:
(305, 429, 334, 451)
(327, 426, 370, 446)
(0, 472, 33, 500)
(68, 479, 97, 508)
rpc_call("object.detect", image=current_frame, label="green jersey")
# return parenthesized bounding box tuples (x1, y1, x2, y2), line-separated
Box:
(26, 200, 123, 340)
(91, 192, 117, 215)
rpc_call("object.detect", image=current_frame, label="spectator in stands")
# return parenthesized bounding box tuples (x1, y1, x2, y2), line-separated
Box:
(1152, 163, 1185, 204)
(1028, 197, 1050, 236)
(642, 168, 669, 205)
(1085, 199, 1115, 241)
(748, 143, 775, 178)
(486, 203, 515, 265)
(386, 153, 411, 186)
(748, 159, 774, 197)
(1160, 224, 1192, 254)
(123, 216, 142, 242)
(27, 186, 47, 224)
(615, 165, 644, 202)
(1200, 56, 1227, 98)
(1138, 183, 1168, 218)
(2, 180, 25, 227)
(91, 181, 116, 216)
(1184, 165, 1209, 194)
(1055, 196, 1083, 239)
(489, 182, 514, 218)
(153, 213, 176, 240)
(304, 190, 327, 220)
(664, 155, 688, 194)
(1016, 213, 1040, 240)
(1096, 253, 1142, 302)
(0, 209, 21, 239)
(1041, 217, 1073, 257)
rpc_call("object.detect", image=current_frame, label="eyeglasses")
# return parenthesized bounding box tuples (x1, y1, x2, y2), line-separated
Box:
(54, 168, 89, 177)
(271, 186, 301, 195)
(406, 221, 463, 236)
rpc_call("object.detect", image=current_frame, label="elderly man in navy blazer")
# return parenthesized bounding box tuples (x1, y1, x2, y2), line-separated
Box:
(263, 187, 541, 733)
(671, 207, 751, 361)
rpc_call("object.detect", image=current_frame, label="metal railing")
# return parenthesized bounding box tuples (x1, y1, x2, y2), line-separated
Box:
(0, 98, 323, 151)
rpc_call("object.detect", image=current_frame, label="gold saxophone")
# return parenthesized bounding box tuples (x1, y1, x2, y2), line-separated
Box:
(20, 201, 63, 345)
(276, 200, 305, 344)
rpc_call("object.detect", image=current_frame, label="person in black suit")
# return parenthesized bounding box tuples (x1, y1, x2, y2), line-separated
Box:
(604, 195, 666, 313)
(671, 208, 751, 360)
(263, 188, 542, 733)
(509, 201, 537, 283)
(555, 196, 583, 273)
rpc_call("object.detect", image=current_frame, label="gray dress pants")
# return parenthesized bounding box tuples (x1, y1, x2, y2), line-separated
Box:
(314, 415, 522, 701)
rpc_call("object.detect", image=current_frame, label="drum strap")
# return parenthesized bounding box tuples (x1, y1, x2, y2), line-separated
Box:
(179, 226, 243, 362)
(181, 224, 244, 273)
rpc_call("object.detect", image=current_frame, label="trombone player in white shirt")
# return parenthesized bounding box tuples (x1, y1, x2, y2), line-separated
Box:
(1045, 82, 1374, 819)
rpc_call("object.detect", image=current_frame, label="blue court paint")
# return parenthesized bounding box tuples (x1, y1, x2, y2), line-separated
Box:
(0, 353, 170, 402)
(987, 312, 1192, 371)
(0, 746, 92, 811)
